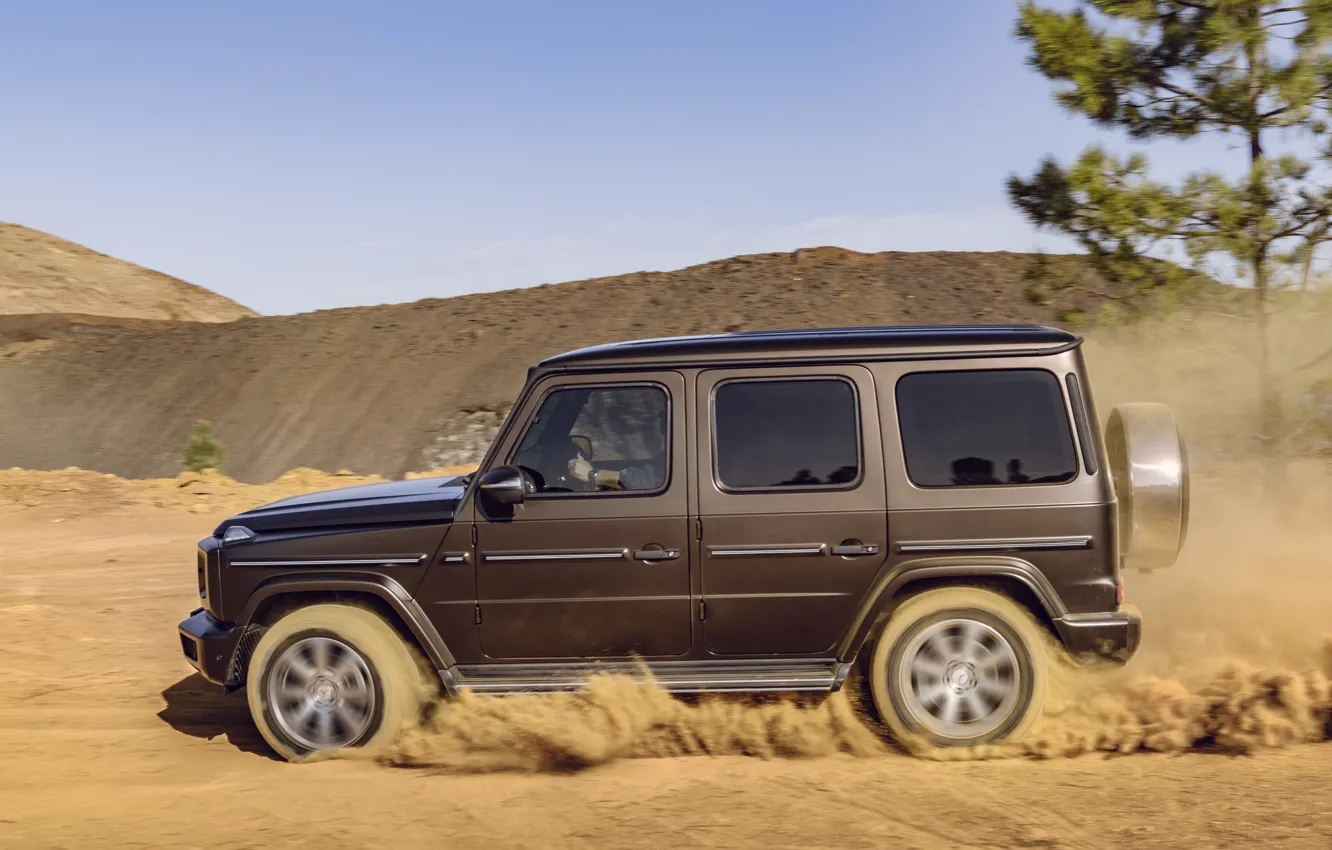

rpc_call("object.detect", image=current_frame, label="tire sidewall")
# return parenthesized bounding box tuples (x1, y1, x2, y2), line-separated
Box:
(246, 603, 426, 762)
(869, 587, 1048, 750)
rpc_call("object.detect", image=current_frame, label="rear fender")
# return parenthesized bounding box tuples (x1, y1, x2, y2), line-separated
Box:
(835, 556, 1068, 662)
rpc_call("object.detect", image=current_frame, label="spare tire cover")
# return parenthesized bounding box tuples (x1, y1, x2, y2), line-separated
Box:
(1104, 402, 1190, 571)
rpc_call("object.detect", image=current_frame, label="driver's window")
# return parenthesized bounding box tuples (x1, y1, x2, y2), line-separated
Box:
(510, 383, 669, 495)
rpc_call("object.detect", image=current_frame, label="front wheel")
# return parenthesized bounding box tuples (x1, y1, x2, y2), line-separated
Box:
(246, 603, 431, 762)
(868, 586, 1048, 750)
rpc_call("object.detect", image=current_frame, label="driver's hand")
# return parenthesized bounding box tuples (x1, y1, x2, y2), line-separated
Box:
(568, 454, 595, 483)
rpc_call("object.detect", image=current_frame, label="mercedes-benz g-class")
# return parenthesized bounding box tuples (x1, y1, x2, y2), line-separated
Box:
(178, 324, 1188, 760)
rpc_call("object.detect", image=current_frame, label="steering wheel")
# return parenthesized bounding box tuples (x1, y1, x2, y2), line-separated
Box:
(513, 465, 543, 493)
(523, 439, 597, 493)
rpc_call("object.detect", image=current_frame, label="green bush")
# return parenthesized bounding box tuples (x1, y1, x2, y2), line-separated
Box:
(182, 420, 226, 473)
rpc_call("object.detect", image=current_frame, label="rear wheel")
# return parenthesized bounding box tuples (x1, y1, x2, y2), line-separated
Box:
(246, 603, 430, 762)
(868, 586, 1047, 750)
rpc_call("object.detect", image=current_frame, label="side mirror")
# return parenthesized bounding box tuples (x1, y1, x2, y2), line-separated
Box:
(477, 465, 528, 507)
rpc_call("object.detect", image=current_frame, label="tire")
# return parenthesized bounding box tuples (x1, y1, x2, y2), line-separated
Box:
(868, 586, 1047, 751)
(246, 603, 431, 762)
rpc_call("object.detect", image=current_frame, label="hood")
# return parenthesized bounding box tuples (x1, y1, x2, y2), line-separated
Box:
(214, 475, 469, 535)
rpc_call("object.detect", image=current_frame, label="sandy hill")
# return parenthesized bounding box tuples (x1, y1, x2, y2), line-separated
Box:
(0, 223, 255, 322)
(0, 246, 1230, 482)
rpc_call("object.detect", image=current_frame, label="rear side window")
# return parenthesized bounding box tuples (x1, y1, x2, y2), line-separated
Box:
(896, 370, 1077, 487)
(713, 378, 860, 490)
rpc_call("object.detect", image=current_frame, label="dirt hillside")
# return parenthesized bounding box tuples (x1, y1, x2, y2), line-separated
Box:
(0, 246, 1240, 482)
(0, 222, 256, 322)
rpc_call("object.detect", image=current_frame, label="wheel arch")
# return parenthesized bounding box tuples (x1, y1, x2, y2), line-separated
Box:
(838, 557, 1066, 663)
(235, 571, 458, 695)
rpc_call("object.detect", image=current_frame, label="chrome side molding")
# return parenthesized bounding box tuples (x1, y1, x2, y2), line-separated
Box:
(709, 543, 827, 557)
(896, 536, 1093, 554)
(483, 549, 628, 563)
(228, 555, 428, 567)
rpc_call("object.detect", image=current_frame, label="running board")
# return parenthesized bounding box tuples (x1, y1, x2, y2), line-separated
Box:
(449, 658, 848, 696)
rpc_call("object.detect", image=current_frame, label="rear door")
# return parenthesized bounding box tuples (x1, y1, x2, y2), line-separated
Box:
(695, 365, 888, 655)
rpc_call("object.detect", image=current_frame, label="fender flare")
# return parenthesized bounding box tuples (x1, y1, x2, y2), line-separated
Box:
(835, 556, 1068, 661)
(238, 570, 460, 695)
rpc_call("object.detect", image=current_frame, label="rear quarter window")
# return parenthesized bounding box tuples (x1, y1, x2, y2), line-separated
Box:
(895, 369, 1078, 487)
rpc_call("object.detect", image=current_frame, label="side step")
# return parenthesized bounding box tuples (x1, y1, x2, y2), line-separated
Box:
(450, 658, 850, 696)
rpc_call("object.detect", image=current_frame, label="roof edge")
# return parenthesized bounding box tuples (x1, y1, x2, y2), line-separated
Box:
(539, 324, 1078, 368)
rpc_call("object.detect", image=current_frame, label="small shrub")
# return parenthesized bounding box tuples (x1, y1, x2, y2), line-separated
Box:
(182, 420, 226, 473)
(1023, 282, 1051, 306)
(1057, 308, 1088, 328)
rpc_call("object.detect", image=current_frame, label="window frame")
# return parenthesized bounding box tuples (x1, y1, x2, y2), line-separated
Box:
(893, 367, 1080, 490)
(505, 379, 673, 500)
(709, 374, 865, 495)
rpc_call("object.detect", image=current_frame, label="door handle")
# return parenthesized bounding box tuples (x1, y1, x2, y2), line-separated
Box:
(830, 543, 880, 557)
(633, 548, 681, 562)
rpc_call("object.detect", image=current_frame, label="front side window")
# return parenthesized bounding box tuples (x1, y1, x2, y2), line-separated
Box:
(713, 378, 861, 491)
(510, 384, 669, 494)
(896, 369, 1077, 488)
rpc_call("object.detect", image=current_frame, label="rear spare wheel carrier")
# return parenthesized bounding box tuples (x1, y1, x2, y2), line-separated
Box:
(1105, 402, 1190, 572)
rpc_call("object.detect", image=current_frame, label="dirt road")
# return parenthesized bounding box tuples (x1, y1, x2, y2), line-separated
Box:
(2, 471, 1331, 850)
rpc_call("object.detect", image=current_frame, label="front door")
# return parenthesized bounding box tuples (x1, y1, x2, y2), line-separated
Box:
(696, 365, 889, 655)
(474, 371, 692, 659)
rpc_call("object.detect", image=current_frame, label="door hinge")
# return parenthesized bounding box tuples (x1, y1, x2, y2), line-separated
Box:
(698, 600, 707, 621)
(470, 524, 478, 545)
(694, 518, 703, 541)
(474, 604, 482, 625)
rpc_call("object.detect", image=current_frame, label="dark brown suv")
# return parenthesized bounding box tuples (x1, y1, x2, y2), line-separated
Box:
(178, 324, 1189, 760)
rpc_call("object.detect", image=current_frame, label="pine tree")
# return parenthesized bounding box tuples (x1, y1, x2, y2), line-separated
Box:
(1008, 0, 1332, 459)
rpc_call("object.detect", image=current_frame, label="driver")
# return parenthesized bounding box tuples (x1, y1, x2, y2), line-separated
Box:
(565, 416, 666, 490)
(567, 450, 659, 490)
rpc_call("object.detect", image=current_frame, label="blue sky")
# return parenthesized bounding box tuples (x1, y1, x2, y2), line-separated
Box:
(0, 0, 1249, 315)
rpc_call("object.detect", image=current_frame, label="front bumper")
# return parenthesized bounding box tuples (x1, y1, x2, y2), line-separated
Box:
(1052, 606, 1141, 665)
(178, 608, 242, 686)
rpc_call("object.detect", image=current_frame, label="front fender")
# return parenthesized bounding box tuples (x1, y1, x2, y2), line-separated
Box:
(238, 570, 459, 694)
(835, 556, 1068, 661)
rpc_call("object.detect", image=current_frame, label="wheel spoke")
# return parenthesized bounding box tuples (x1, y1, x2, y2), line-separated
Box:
(922, 633, 950, 663)
(339, 672, 370, 701)
(330, 649, 360, 683)
(961, 691, 990, 722)
(911, 655, 947, 679)
(279, 681, 308, 700)
(937, 691, 961, 725)
(316, 707, 335, 743)
(290, 698, 317, 729)
(284, 654, 317, 684)
(957, 620, 981, 661)
(976, 653, 1009, 675)
(334, 701, 366, 730)
(914, 681, 949, 707)
(311, 639, 331, 674)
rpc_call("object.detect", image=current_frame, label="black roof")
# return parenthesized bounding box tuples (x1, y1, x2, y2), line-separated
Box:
(539, 324, 1078, 367)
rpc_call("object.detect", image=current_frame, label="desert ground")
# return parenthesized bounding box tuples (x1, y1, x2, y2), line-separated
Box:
(1, 462, 1329, 850)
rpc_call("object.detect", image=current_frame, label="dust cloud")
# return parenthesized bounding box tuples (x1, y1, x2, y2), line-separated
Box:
(369, 303, 1332, 773)
(371, 677, 887, 773)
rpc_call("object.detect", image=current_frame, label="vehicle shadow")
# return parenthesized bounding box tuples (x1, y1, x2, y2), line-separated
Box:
(157, 673, 278, 760)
